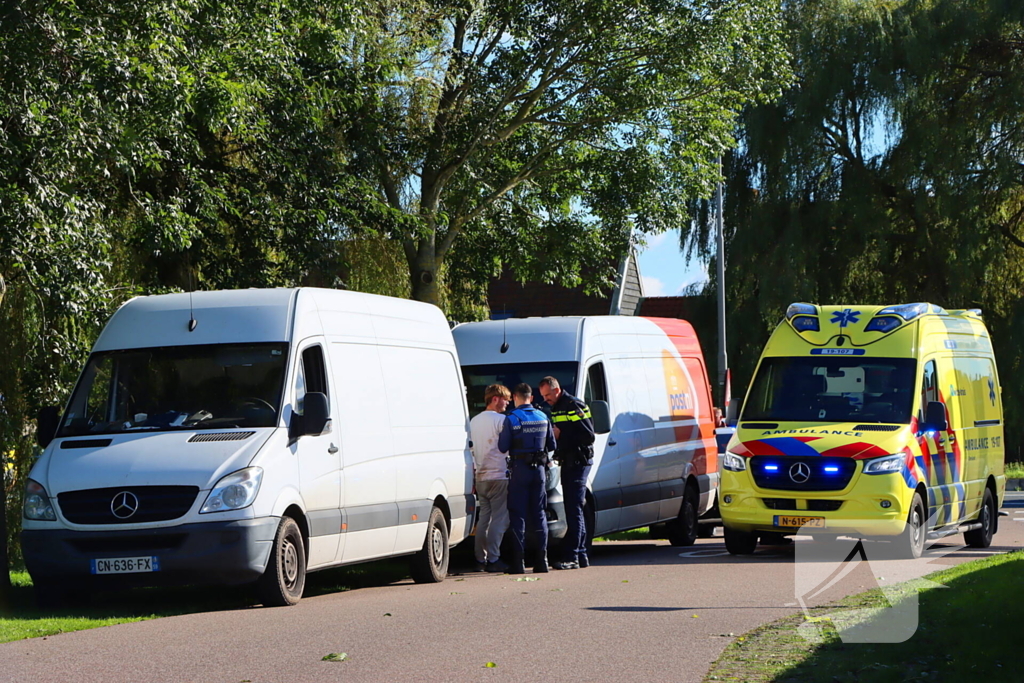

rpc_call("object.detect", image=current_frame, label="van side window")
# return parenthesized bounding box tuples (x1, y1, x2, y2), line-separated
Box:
(920, 360, 938, 418)
(296, 345, 329, 414)
(584, 362, 608, 404)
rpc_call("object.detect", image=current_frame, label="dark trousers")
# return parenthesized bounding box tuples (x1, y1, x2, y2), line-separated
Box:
(560, 461, 591, 562)
(507, 459, 548, 559)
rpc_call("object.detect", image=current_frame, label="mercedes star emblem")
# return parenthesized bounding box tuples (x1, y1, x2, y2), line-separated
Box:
(789, 462, 811, 484)
(111, 491, 140, 519)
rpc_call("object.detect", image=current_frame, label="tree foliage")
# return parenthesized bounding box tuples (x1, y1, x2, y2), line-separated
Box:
(715, 0, 1024, 455)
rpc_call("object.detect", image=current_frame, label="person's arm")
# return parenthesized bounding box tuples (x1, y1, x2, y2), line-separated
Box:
(498, 415, 513, 453)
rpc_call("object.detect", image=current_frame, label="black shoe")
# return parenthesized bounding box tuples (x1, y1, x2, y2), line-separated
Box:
(578, 554, 590, 568)
(486, 559, 509, 573)
(476, 561, 488, 572)
(553, 561, 579, 570)
(533, 552, 549, 573)
(509, 559, 526, 575)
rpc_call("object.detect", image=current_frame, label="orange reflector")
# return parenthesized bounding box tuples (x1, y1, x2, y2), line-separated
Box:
(341, 523, 348, 531)
(411, 514, 418, 521)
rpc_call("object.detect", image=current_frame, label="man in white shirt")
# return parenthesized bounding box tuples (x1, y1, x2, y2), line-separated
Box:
(470, 384, 512, 572)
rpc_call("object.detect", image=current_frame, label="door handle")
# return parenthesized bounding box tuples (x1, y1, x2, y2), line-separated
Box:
(328, 443, 339, 454)
(607, 439, 617, 446)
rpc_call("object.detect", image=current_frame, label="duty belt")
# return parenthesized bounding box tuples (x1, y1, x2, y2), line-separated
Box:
(510, 451, 546, 461)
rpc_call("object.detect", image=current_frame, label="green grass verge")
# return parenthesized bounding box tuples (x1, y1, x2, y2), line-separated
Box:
(0, 558, 412, 644)
(594, 526, 651, 542)
(704, 550, 1024, 682)
(1005, 461, 1024, 479)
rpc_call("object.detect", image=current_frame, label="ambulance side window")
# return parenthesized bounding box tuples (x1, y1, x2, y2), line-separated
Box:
(584, 362, 608, 405)
(295, 345, 329, 414)
(920, 360, 938, 419)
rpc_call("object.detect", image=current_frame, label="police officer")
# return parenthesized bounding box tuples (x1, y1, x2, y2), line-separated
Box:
(539, 376, 595, 570)
(498, 382, 556, 574)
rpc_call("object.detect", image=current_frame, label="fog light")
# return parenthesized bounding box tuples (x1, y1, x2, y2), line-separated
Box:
(723, 495, 733, 504)
(880, 500, 892, 509)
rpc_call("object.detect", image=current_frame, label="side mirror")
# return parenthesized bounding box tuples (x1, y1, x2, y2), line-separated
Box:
(291, 392, 330, 439)
(923, 400, 948, 432)
(725, 399, 740, 427)
(591, 400, 611, 435)
(37, 406, 60, 448)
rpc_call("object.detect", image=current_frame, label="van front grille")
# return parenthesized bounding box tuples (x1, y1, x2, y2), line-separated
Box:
(750, 456, 857, 492)
(762, 498, 798, 510)
(58, 486, 199, 525)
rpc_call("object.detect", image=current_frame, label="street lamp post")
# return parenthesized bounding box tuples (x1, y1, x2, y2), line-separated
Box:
(715, 157, 728, 408)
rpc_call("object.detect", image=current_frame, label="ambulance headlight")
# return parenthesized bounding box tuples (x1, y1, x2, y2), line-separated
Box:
(723, 452, 747, 472)
(201, 467, 263, 513)
(863, 454, 904, 475)
(24, 479, 57, 521)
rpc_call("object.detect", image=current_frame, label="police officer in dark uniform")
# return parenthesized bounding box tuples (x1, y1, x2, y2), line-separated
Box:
(498, 382, 556, 574)
(539, 375, 595, 570)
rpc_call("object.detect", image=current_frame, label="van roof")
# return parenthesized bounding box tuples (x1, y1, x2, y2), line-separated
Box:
(453, 317, 584, 364)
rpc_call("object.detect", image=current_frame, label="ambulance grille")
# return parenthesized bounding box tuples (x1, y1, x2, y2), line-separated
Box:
(750, 456, 856, 491)
(762, 498, 798, 510)
(852, 425, 901, 432)
(57, 486, 199, 524)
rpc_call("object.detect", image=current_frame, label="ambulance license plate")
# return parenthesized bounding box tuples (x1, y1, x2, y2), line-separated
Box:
(91, 556, 159, 574)
(774, 515, 826, 529)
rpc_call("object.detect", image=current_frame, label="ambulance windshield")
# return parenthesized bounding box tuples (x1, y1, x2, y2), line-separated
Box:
(58, 343, 289, 436)
(461, 362, 577, 415)
(743, 356, 916, 424)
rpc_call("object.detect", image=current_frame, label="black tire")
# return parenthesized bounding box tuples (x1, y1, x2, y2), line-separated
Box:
(668, 485, 699, 547)
(964, 488, 996, 548)
(724, 527, 758, 555)
(258, 516, 306, 607)
(33, 580, 79, 610)
(894, 492, 926, 559)
(410, 506, 449, 583)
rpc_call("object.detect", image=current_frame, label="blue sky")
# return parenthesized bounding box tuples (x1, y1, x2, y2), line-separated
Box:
(635, 228, 709, 297)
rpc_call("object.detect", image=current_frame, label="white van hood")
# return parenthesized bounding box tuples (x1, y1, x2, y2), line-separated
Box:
(45, 430, 274, 493)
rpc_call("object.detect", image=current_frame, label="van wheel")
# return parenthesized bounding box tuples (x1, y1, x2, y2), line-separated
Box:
(964, 488, 996, 548)
(724, 527, 758, 555)
(411, 506, 449, 583)
(258, 516, 306, 606)
(894, 492, 926, 559)
(668, 485, 699, 547)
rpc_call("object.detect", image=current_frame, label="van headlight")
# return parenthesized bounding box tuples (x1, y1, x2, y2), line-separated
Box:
(863, 454, 905, 475)
(24, 479, 57, 521)
(201, 467, 263, 513)
(723, 452, 748, 472)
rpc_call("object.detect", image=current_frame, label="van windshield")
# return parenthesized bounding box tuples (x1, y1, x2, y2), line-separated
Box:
(58, 343, 289, 436)
(743, 356, 917, 424)
(461, 362, 577, 415)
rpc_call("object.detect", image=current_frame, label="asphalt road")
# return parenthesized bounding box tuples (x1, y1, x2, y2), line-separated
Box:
(4, 493, 1023, 683)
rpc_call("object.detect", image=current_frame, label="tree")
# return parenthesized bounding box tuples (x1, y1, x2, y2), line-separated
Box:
(714, 0, 1024, 453)
(340, 0, 793, 305)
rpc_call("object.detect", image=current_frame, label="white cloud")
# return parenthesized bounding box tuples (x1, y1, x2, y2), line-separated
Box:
(641, 275, 667, 297)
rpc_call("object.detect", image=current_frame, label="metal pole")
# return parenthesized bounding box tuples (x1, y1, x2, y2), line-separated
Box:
(715, 156, 728, 407)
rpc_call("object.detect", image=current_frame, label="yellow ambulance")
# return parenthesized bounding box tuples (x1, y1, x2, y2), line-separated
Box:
(720, 303, 1005, 558)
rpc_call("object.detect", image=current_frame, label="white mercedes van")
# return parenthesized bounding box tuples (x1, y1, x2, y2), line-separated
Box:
(453, 316, 720, 547)
(23, 288, 473, 606)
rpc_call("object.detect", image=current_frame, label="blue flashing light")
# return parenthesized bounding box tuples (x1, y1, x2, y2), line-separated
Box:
(786, 303, 817, 321)
(864, 316, 902, 333)
(877, 302, 947, 322)
(823, 466, 840, 473)
(764, 465, 779, 472)
(791, 316, 820, 332)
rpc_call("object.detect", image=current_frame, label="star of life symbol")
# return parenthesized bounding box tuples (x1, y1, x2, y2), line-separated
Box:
(989, 377, 996, 406)
(830, 308, 861, 328)
(792, 511, 971, 644)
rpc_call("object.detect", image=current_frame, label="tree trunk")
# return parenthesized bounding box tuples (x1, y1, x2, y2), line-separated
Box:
(0, 274, 9, 613)
(407, 240, 442, 307)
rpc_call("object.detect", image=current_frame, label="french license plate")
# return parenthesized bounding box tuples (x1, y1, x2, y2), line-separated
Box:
(774, 515, 826, 529)
(90, 556, 160, 575)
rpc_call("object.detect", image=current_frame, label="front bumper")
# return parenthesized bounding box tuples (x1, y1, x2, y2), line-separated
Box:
(719, 468, 913, 537)
(22, 517, 280, 588)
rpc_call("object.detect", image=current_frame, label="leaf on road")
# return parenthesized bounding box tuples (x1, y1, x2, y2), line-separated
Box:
(450, 591, 464, 594)
(513, 577, 539, 582)
(322, 653, 349, 662)
(484, 662, 498, 668)
(692, 614, 699, 618)
(550, 588, 564, 592)
(383, 613, 392, 617)
(622, 580, 629, 583)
